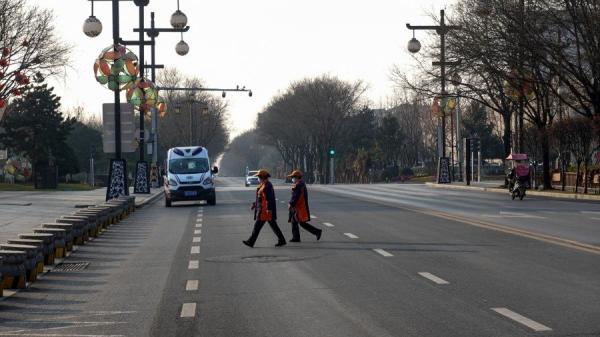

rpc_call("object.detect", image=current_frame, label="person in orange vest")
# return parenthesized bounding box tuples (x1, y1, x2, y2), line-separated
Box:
(243, 169, 286, 247)
(287, 170, 322, 242)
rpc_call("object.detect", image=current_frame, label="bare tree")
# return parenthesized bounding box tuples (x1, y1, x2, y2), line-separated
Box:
(0, 0, 70, 115)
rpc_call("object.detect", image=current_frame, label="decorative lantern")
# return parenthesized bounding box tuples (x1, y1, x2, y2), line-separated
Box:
(171, 10, 188, 29)
(407, 37, 421, 53)
(83, 15, 103, 38)
(94, 44, 139, 91)
(175, 39, 189, 56)
(156, 96, 167, 118)
(126, 78, 158, 113)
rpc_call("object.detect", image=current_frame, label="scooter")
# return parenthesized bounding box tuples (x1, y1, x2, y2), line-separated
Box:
(511, 178, 527, 200)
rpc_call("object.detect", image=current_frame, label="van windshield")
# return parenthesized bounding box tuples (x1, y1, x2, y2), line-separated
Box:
(169, 158, 209, 174)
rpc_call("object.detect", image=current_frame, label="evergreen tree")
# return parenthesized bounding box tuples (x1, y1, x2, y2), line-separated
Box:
(0, 84, 79, 177)
(462, 102, 504, 160)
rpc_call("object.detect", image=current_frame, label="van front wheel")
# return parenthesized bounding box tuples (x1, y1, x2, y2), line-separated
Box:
(207, 195, 216, 206)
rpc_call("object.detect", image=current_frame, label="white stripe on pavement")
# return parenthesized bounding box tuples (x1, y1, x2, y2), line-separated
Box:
(323, 222, 334, 227)
(180, 303, 197, 318)
(491, 308, 552, 332)
(193, 237, 201, 243)
(310, 215, 317, 219)
(195, 223, 202, 228)
(418, 272, 450, 285)
(373, 248, 393, 257)
(194, 229, 201, 235)
(190, 246, 200, 254)
(344, 233, 359, 239)
(188, 260, 199, 270)
(186, 280, 199, 291)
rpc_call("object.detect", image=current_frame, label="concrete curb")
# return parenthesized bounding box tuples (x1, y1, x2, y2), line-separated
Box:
(136, 189, 163, 209)
(0, 195, 140, 299)
(425, 182, 600, 202)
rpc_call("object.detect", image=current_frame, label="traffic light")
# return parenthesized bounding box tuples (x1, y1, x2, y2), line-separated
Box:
(329, 148, 336, 158)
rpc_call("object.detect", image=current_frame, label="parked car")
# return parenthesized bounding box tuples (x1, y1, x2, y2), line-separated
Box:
(245, 170, 259, 187)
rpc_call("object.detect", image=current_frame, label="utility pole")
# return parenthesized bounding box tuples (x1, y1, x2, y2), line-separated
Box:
(407, 10, 461, 183)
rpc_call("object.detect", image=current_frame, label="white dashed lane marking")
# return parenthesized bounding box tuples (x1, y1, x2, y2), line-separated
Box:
(343, 233, 359, 239)
(373, 248, 393, 257)
(188, 260, 199, 270)
(194, 229, 201, 235)
(195, 223, 202, 228)
(418, 272, 450, 285)
(323, 222, 334, 227)
(190, 246, 200, 254)
(186, 280, 199, 291)
(310, 215, 317, 219)
(491, 308, 552, 332)
(192, 237, 201, 243)
(180, 303, 197, 318)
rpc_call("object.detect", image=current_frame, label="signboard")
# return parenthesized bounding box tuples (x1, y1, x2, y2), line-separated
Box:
(437, 157, 451, 184)
(102, 103, 135, 153)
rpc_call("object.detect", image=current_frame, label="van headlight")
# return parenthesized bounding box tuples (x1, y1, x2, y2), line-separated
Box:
(203, 177, 213, 185)
(168, 178, 178, 186)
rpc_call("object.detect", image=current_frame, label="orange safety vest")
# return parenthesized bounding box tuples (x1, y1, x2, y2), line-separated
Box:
(257, 182, 272, 221)
(291, 181, 310, 223)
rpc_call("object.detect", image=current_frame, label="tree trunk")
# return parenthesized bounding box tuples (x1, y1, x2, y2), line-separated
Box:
(541, 132, 552, 190)
(584, 159, 590, 194)
(576, 161, 581, 194)
(502, 112, 512, 158)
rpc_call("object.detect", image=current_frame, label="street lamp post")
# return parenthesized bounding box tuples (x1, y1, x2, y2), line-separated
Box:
(85, 0, 190, 192)
(407, 9, 461, 183)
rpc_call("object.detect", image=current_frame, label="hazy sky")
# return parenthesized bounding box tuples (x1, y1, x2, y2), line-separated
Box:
(31, 0, 453, 138)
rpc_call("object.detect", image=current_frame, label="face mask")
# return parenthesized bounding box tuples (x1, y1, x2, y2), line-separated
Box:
(291, 178, 297, 183)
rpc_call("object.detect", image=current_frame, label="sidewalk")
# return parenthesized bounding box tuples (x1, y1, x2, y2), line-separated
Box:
(0, 187, 163, 244)
(426, 181, 600, 202)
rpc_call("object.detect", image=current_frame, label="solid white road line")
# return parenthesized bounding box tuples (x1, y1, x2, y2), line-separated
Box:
(323, 222, 335, 227)
(344, 233, 359, 239)
(188, 260, 199, 270)
(190, 246, 200, 254)
(180, 303, 197, 318)
(310, 215, 317, 219)
(491, 308, 552, 332)
(418, 272, 450, 285)
(194, 229, 201, 235)
(373, 248, 393, 257)
(195, 223, 202, 228)
(192, 237, 201, 243)
(186, 280, 199, 291)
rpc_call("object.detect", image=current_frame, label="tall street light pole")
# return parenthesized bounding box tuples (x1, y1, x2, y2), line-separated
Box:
(407, 9, 461, 183)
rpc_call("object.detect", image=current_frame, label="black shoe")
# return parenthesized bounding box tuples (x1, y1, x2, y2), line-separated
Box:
(242, 240, 254, 248)
(289, 239, 300, 243)
(316, 230, 322, 241)
(275, 241, 286, 247)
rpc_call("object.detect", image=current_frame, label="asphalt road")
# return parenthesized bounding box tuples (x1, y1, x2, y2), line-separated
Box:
(0, 177, 598, 337)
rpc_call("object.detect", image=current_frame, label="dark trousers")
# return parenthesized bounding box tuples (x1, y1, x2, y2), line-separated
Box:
(291, 220, 321, 240)
(248, 220, 286, 245)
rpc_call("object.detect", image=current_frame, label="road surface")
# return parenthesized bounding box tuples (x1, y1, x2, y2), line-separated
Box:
(0, 177, 598, 337)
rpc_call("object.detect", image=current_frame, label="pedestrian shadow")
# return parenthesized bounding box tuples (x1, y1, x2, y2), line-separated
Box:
(280, 242, 481, 254)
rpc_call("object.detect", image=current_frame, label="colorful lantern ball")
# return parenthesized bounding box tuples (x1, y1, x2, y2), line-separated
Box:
(94, 44, 139, 92)
(126, 78, 158, 112)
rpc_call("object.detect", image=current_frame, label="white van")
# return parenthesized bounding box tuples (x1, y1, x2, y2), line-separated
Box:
(163, 146, 218, 207)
